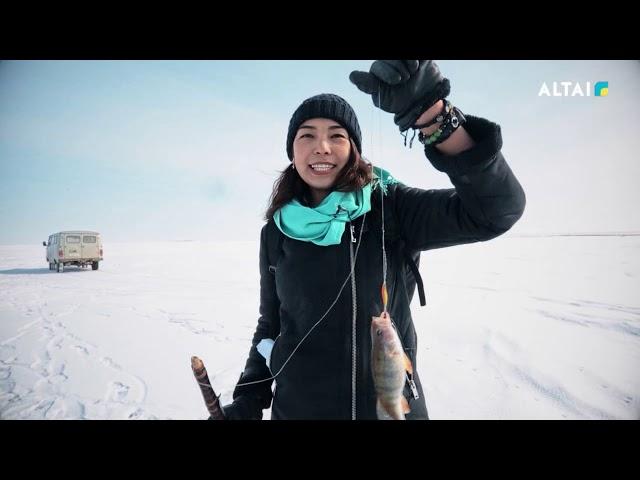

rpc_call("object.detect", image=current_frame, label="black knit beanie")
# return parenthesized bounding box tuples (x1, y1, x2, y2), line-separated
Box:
(286, 93, 362, 161)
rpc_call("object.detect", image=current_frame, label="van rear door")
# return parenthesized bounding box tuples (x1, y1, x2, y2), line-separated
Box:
(64, 234, 82, 260)
(81, 234, 99, 259)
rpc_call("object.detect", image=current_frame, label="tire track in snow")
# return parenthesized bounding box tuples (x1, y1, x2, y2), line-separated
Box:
(529, 295, 640, 337)
(482, 329, 617, 419)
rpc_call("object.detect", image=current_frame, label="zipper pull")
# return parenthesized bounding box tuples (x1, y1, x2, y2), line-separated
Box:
(350, 224, 356, 243)
(407, 374, 420, 400)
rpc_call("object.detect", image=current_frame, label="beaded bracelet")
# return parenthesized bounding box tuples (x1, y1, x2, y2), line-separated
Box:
(418, 105, 466, 146)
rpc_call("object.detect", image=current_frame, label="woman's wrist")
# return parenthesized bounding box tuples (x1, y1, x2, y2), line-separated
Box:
(415, 100, 445, 135)
(414, 98, 476, 155)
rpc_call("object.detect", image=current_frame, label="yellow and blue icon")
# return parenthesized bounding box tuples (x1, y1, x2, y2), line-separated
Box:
(594, 81, 609, 97)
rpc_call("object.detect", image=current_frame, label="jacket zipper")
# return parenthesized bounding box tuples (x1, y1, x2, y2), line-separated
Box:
(349, 221, 357, 420)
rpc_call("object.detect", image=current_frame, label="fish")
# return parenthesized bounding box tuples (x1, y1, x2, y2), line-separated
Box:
(371, 311, 413, 420)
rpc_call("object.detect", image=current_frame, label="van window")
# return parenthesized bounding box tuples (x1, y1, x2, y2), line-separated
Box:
(83, 236, 97, 243)
(66, 235, 81, 244)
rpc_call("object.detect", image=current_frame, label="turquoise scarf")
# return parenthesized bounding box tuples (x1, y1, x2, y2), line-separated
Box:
(273, 166, 400, 246)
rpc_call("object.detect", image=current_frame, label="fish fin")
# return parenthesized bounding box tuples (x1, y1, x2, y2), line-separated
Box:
(376, 399, 392, 420)
(403, 352, 413, 375)
(378, 399, 406, 420)
(401, 396, 411, 414)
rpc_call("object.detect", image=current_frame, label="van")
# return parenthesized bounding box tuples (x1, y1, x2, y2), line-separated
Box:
(43, 231, 103, 273)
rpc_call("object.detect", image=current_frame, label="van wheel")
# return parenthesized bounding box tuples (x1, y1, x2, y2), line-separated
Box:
(92, 262, 99, 271)
(57, 262, 64, 273)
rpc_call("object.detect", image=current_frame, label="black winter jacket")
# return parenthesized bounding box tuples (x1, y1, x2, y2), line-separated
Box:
(225, 115, 526, 420)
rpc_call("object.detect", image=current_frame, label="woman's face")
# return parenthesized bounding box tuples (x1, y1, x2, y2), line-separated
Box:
(292, 117, 351, 202)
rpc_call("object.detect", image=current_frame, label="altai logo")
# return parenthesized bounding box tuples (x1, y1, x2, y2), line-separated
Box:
(538, 81, 609, 97)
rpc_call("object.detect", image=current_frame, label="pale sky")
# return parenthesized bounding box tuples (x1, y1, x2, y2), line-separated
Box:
(1, 60, 638, 245)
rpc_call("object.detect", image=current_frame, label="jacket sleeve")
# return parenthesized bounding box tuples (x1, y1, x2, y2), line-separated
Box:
(393, 114, 526, 251)
(225, 223, 280, 419)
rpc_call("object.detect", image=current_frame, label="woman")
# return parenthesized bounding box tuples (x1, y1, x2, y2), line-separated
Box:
(218, 60, 526, 419)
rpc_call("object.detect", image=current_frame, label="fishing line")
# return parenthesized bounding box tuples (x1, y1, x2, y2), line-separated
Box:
(234, 213, 367, 387)
(232, 79, 394, 389)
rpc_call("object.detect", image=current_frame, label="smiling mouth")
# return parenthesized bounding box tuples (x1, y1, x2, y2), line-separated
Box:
(309, 162, 336, 175)
(309, 164, 336, 172)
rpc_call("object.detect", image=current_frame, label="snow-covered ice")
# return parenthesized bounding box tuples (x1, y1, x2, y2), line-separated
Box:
(1, 235, 638, 419)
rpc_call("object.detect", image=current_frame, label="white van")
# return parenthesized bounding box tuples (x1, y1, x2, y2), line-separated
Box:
(43, 231, 103, 272)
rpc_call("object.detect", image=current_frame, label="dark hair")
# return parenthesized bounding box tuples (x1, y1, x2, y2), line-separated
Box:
(264, 138, 374, 222)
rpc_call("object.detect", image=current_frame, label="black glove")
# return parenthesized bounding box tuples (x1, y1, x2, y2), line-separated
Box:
(349, 60, 451, 132)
